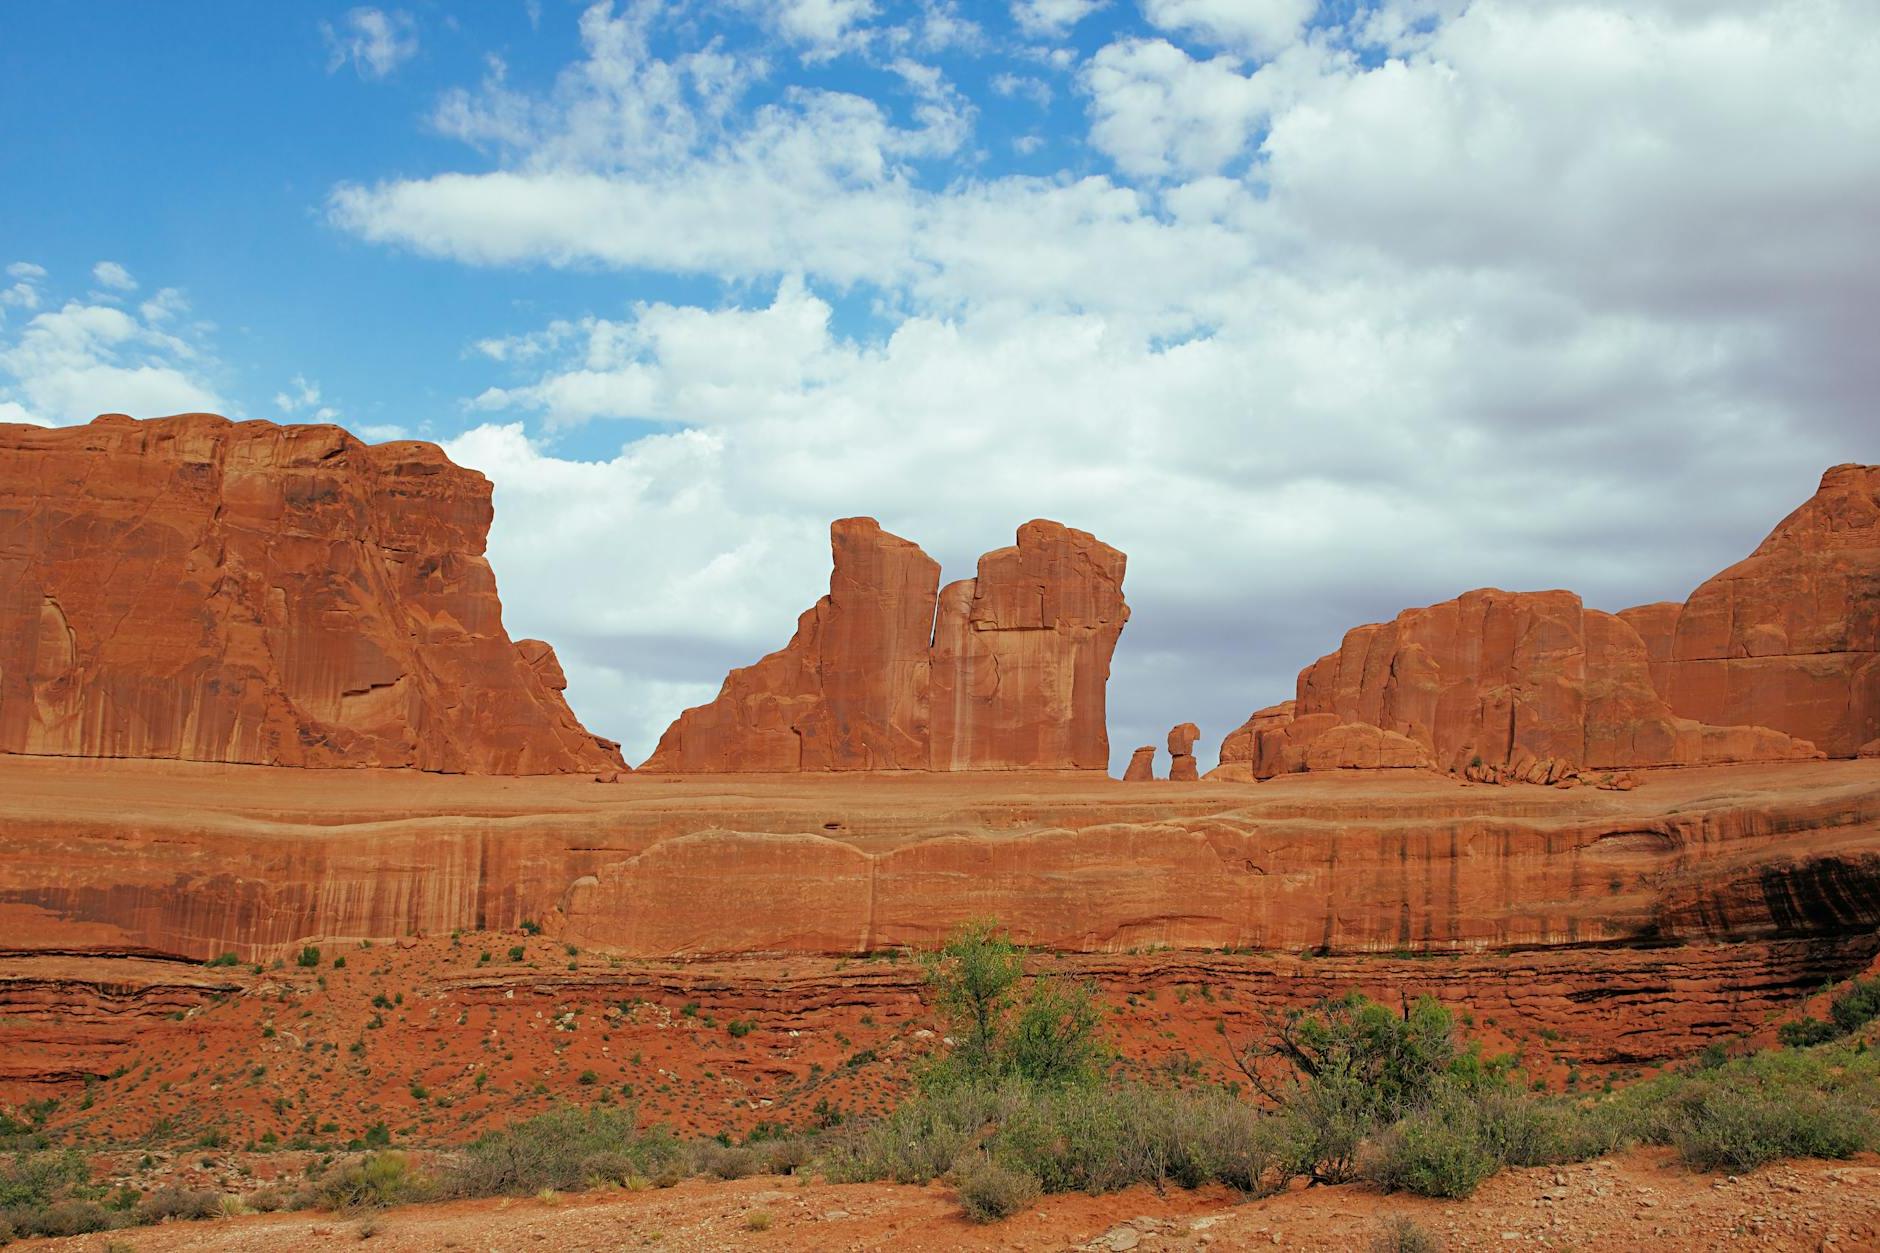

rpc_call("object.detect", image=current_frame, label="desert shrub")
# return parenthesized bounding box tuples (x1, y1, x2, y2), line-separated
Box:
(695, 1143, 759, 1180)
(296, 946, 321, 968)
(134, 1185, 222, 1223)
(11, 1198, 118, 1238)
(1667, 1086, 1870, 1172)
(754, 1134, 815, 1175)
(819, 1083, 1009, 1184)
(314, 1152, 428, 1211)
(954, 1155, 1041, 1223)
(1778, 1016, 1840, 1048)
(1002, 977, 1107, 1089)
(1829, 977, 1880, 1036)
(1364, 1089, 1500, 1198)
(1619, 1044, 1880, 1172)
(0, 1148, 88, 1211)
(444, 1106, 680, 1199)
(1371, 1214, 1442, 1253)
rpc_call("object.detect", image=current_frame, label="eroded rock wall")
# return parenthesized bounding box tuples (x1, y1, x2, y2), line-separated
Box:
(1646, 463, 1880, 758)
(646, 517, 1128, 772)
(0, 413, 623, 774)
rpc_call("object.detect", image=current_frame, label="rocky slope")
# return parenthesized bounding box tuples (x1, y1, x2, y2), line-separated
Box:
(0, 413, 623, 774)
(645, 517, 1127, 772)
(1217, 464, 1877, 782)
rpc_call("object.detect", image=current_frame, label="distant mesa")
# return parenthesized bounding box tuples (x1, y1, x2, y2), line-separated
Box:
(642, 516, 1129, 772)
(1213, 463, 1879, 783)
(0, 413, 624, 775)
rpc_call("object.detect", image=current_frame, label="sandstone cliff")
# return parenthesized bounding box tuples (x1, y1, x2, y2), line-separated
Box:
(1637, 462, 1880, 758)
(1216, 466, 1880, 781)
(0, 413, 623, 774)
(645, 517, 1128, 771)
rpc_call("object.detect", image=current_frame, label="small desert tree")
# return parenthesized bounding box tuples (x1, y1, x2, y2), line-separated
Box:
(923, 920, 1105, 1089)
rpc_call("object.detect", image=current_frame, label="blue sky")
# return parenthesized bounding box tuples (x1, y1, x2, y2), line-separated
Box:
(3, 1, 1876, 768)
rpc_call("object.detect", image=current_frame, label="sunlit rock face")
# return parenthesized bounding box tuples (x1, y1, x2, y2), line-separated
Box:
(0, 413, 624, 774)
(1215, 467, 1880, 782)
(645, 516, 1129, 773)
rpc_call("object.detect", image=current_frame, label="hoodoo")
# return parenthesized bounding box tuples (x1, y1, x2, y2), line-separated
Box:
(1213, 466, 1880, 781)
(645, 517, 1128, 772)
(0, 413, 624, 774)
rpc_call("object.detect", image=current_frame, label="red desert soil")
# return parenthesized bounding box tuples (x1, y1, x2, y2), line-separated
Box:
(16, 1153, 1880, 1251)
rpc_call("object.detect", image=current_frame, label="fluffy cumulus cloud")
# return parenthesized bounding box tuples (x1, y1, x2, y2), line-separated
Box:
(0, 267, 223, 426)
(326, 0, 1878, 767)
(323, 7, 419, 80)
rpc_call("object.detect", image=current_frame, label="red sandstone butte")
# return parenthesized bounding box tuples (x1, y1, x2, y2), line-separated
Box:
(1220, 587, 1816, 782)
(0, 413, 623, 775)
(1635, 463, 1880, 758)
(646, 517, 1128, 772)
(642, 518, 940, 772)
(1214, 467, 1880, 781)
(930, 520, 1129, 771)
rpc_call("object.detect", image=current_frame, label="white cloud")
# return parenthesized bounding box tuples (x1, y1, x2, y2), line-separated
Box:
(992, 71, 1053, 107)
(0, 400, 49, 427)
(323, 7, 419, 79)
(6, 262, 47, 281)
(1011, 0, 1107, 38)
(734, 0, 878, 58)
(0, 280, 222, 426)
(1142, 0, 1318, 58)
(1, 284, 38, 311)
(328, 0, 1880, 768)
(91, 261, 136, 291)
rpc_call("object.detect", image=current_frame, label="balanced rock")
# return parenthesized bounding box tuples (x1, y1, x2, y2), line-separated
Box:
(1122, 745, 1157, 781)
(1639, 463, 1879, 758)
(646, 517, 1128, 772)
(1168, 722, 1200, 781)
(0, 414, 624, 774)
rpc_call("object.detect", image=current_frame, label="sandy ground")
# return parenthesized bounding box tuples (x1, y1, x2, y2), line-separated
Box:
(18, 1150, 1880, 1251)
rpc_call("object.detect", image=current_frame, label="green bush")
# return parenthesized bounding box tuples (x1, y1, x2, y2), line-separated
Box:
(444, 1106, 680, 1199)
(134, 1185, 222, 1224)
(315, 1152, 428, 1211)
(296, 946, 321, 968)
(953, 1156, 1041, 1223)
(1829, 977, 1880, 1036)
(1364, 1088, 1500, 1198)
(1778, 1017, 1839, 1048)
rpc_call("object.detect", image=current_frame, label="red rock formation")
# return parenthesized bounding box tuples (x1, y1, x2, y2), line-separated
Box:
(0, 413, 623, 774)
(647, 518, 1128, 772)
(1122, 745, 1157, 781)
(1643, 463, 1880, 758)
(929, 520, 1129, 771)
(641, 518, 940, 772)
(1226, 589, 1815, 782)
(1168, 722, 1200, 781)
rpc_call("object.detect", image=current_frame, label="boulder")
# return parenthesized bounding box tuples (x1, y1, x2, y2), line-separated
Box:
(1122, 746, 1157, 781)
(0, 413, 624, 774)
